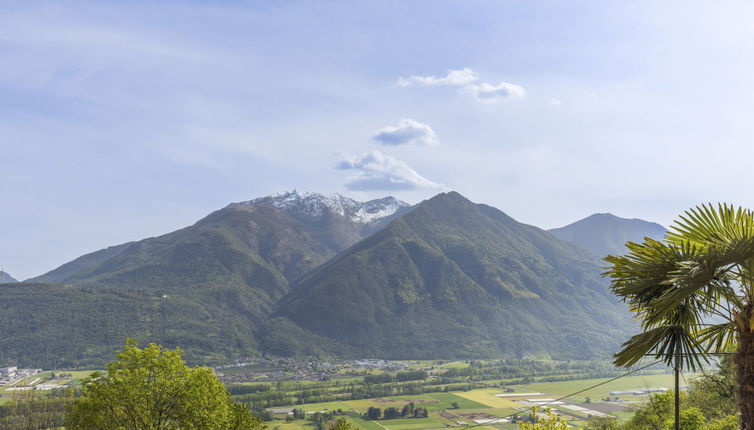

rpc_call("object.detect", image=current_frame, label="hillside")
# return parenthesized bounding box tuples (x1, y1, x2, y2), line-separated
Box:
(27, 242, 135, 283)
(268, 192, 632, 360)
(549, 213, 666, 258)
(0, 282, 261, 367)
(1, 192, 409, 367)
(0, 271, 17, 284)
(32, 192, 410, 287)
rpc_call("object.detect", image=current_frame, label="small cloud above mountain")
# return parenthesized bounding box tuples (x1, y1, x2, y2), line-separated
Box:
(336, 150, 445, 191)
(397, 68, 478, 87)
(372, 118, 438, 147)
(397, 68, 525, 103)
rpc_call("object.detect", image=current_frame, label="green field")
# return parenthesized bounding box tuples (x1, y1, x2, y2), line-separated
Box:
(263, 370, 700, 430)
(455, 388, 529, 409)
(508, 372, 694, 402)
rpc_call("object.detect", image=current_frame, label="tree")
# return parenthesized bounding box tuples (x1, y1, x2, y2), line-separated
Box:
(518, 407, 571, 430)
(413, 407, 428, 418)
(710, 415, 741, 430)
(687, 356, 736, 421)
(585, 416, 619, 430)
(366, 407, 381, 420)
(604, 203, 754, 429)
(0, 390, 72, 430)
(662, 407, 706, 430)
(383, 407, 400, 419)
(329, 419, 359, 430)
(626, 390, 676, 430)
(65, 340, 265, 430)
(229, 403, 266, 430)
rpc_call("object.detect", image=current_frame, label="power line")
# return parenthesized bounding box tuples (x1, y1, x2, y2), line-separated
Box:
(460, 360, 662, 429)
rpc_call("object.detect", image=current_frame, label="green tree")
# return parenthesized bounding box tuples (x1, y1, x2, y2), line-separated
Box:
(0, 391, 72, 430)
(329, 419, 359, 430)
(229, 403, 266, 430)
(518, 407, 576, 430)
(604, 204, 754, 428)
(366, 407, 381, 420)
(687, 356, 736, 421)
(709, 415, 741, 430)
(585, 416, 619, 430)
(383, 407, 400, 419)
(663, 407, 706, 430)
(65, 340, 265, 430)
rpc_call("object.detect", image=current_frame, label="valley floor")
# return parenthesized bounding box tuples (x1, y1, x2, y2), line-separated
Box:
(227, 359, 688, 430)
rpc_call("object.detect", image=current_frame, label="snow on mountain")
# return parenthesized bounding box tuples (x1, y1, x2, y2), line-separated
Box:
(231, 191, 410, 224)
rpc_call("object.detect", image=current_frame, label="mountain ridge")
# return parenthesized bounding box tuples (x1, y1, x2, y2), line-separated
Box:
(2, 191, 638, 367)
(268, 192, 631, 360)
(0, 271, 17, 284)
(549, 212, 666, 258)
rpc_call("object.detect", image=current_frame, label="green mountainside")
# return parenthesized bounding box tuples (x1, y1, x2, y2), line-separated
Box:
(268, 192, 632, 360)
(0, 282, 261, 367)
(0, 271, 17, 284)
(0, 192, 636, 367)
(549, 213, 666, 258)
(27, 242, 135, 283)
(2, 193, 409, 367)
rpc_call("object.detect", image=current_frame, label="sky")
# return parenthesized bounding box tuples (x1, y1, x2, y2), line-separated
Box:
(4, 0, 754, 279)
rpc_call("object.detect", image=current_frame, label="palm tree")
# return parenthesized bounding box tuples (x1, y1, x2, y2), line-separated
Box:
(604, 203, 754, 429)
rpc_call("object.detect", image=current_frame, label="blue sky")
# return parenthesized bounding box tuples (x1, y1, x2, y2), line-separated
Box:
(3, 0, 754, 278)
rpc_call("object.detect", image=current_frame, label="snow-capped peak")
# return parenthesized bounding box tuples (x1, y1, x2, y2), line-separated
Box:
(230, 191, 410, 224)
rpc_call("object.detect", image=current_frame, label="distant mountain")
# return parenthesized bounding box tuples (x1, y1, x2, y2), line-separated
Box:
(4, 191, 410, 367)
(0, 271, 17, 284)
(32, 191, 411, 286)
(549, 213, 666, 258)
(267, 192, 632, 360)
(2, 192, 640, 367)
(28, 242, 135, 283)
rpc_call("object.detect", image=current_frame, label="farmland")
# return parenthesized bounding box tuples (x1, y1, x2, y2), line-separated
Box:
(221, 358, 688, 429)
(0, 358, 692, 429)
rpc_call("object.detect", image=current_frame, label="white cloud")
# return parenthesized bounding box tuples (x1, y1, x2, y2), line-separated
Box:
(397, 68, 478, 87)
(372, 118, 439, 146)
(336, 150, 445, 191)
(548, 97, 563, 106)
(397, 68, 525, 103)
(465, 82, 526, 103)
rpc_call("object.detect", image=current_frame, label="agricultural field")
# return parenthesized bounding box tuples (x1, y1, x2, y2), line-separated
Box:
(0, 369, 98, 404)
(259, 364, 690, 430)
(508, 372, 695, 403)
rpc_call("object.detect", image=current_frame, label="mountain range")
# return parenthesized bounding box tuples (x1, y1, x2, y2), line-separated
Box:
(549, 213, 666, 258)
(0, 191, 663, 367)
(0, 271, 17, 284)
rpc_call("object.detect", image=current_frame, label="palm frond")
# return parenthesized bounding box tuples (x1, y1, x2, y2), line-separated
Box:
(614, 325, 708, 371)
(696, 322, 737, 354)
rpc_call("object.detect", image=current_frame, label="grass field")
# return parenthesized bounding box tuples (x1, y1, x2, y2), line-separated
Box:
(508, 372, 695, 402)
(455, 388, 531, 409)
(268, 371, 699, 429)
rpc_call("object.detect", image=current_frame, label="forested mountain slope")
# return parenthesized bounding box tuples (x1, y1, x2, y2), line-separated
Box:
(268, 192, 632, 360)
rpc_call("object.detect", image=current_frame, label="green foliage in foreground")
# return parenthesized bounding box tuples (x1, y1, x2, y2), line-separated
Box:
(583, 357, 738, 430)
(65, 340, 265, 430)
(518, 407, 571, 429)
(604, 204, 754, 429)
